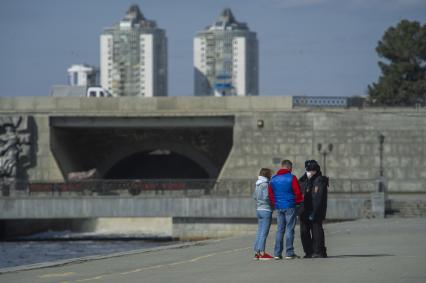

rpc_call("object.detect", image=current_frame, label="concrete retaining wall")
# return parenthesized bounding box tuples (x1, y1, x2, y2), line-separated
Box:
(222, 110, 426, 193)
(1, 96, 425, 193)
(0, 196, 368, 220)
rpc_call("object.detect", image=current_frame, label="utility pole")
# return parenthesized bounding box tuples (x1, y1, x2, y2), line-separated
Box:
(378, 134, 385, 192)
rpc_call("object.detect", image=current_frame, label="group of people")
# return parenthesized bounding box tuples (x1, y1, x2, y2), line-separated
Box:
(253, 159, 328, 260)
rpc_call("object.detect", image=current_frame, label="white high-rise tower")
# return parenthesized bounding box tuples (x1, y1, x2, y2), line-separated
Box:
(67, 64, 98, 87)
(194, 8, 258, 96)
(100, 5, 167, 97)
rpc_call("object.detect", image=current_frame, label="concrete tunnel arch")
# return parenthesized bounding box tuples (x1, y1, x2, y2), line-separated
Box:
(49, 116, 234, 181)
(98, 140, 220, 179)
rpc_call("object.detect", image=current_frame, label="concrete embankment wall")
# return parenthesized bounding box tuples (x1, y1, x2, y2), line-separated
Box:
(222, 109, 426, 194)
(2, 195, 425, 239)
(0, 196, 369, 238)
(1, 96, 425, 194)
(0, 196, 368, 220)
(1, 97, 425, 238)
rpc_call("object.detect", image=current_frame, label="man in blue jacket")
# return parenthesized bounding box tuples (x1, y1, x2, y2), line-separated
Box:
(268, 159, 303, 259)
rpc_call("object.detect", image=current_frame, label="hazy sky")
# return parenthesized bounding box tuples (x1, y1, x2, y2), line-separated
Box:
(0, 0, 425, 97)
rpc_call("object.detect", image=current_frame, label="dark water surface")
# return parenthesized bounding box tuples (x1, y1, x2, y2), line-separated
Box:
(0, 233, 176, 269)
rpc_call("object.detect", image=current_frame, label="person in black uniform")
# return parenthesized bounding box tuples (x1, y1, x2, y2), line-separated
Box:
(298, 160, 328, 258)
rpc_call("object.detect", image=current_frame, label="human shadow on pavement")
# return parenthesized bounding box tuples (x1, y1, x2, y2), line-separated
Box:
(326, 254, 394, 258)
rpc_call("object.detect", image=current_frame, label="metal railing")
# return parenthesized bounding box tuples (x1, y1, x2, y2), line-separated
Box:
(0, 179, 256, 198)
(0, 178, 380, 198)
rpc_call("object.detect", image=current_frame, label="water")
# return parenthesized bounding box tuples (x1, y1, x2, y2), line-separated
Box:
(0, 232, 176, 269)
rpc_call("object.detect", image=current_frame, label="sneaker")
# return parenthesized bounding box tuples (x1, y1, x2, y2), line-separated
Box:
(274, 255, 283, 260)
(285, 254, 300, 260)
(259, 253, 273, 261)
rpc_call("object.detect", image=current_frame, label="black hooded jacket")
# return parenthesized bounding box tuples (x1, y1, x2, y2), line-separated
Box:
(299, 172, 328, 221)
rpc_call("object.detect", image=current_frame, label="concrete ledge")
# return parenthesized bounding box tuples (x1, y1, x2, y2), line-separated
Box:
(0, 196, 368, 220)
(2, 96, 426, 115)
(0, 96, 293, 114)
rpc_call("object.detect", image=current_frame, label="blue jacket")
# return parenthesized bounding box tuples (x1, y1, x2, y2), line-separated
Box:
(268, 169, 303, 209)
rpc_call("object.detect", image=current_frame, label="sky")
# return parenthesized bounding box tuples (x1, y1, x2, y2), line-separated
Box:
(0, 0, 425, 97)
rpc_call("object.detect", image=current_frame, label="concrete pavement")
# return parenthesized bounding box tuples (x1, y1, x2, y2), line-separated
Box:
(1, 218, 426, 283)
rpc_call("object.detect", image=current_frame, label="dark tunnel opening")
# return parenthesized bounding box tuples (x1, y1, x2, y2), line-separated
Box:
(50, 116, 234, 181)
(105, 150, 210, 179)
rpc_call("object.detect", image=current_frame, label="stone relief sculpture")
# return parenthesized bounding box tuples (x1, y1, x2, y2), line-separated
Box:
(0, 124, 20, 178)
(0, 116, 32, 194)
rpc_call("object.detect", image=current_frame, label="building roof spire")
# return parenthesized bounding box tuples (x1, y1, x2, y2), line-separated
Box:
(219, 8, 236, 24)
(208, 7, 248, 31)
(118, 4, 157, 29)
(124, 4, 146, 22)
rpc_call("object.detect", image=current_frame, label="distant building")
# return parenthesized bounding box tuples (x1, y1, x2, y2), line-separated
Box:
(100, 5, 167, 97)
(67, 64, 99, 87)
(194, 8, 258, 96)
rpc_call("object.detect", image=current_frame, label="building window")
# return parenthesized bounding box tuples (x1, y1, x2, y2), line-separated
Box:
(73, 73, 78, 85)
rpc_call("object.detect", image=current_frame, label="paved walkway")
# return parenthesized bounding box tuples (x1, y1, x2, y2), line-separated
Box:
(1, 218, 426, 283)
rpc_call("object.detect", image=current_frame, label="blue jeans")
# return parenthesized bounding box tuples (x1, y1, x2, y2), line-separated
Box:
(274, 207, 296, 257)
(254, 210, 272, 252)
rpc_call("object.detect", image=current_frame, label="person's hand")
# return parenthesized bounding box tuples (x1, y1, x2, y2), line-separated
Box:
(309, 213, 314, 222)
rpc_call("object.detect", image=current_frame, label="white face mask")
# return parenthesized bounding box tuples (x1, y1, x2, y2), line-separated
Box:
(306, 171, 314, 179)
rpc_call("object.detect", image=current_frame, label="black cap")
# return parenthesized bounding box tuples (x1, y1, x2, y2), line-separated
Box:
(305, 160, 320, 172)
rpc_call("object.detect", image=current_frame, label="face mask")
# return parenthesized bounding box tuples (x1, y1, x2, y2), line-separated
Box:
(306, 172, 313, 179)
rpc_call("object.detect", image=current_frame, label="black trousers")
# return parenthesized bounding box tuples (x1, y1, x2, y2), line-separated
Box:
(312, 220, 326, 256)
(300, 219, 326, 256)
(300, 219, 313, 255)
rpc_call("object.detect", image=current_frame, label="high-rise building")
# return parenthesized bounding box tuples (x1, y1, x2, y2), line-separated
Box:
(194, 8, 258, 96)
(100, 5, 167, 97)
(67, 64, 99, 87)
